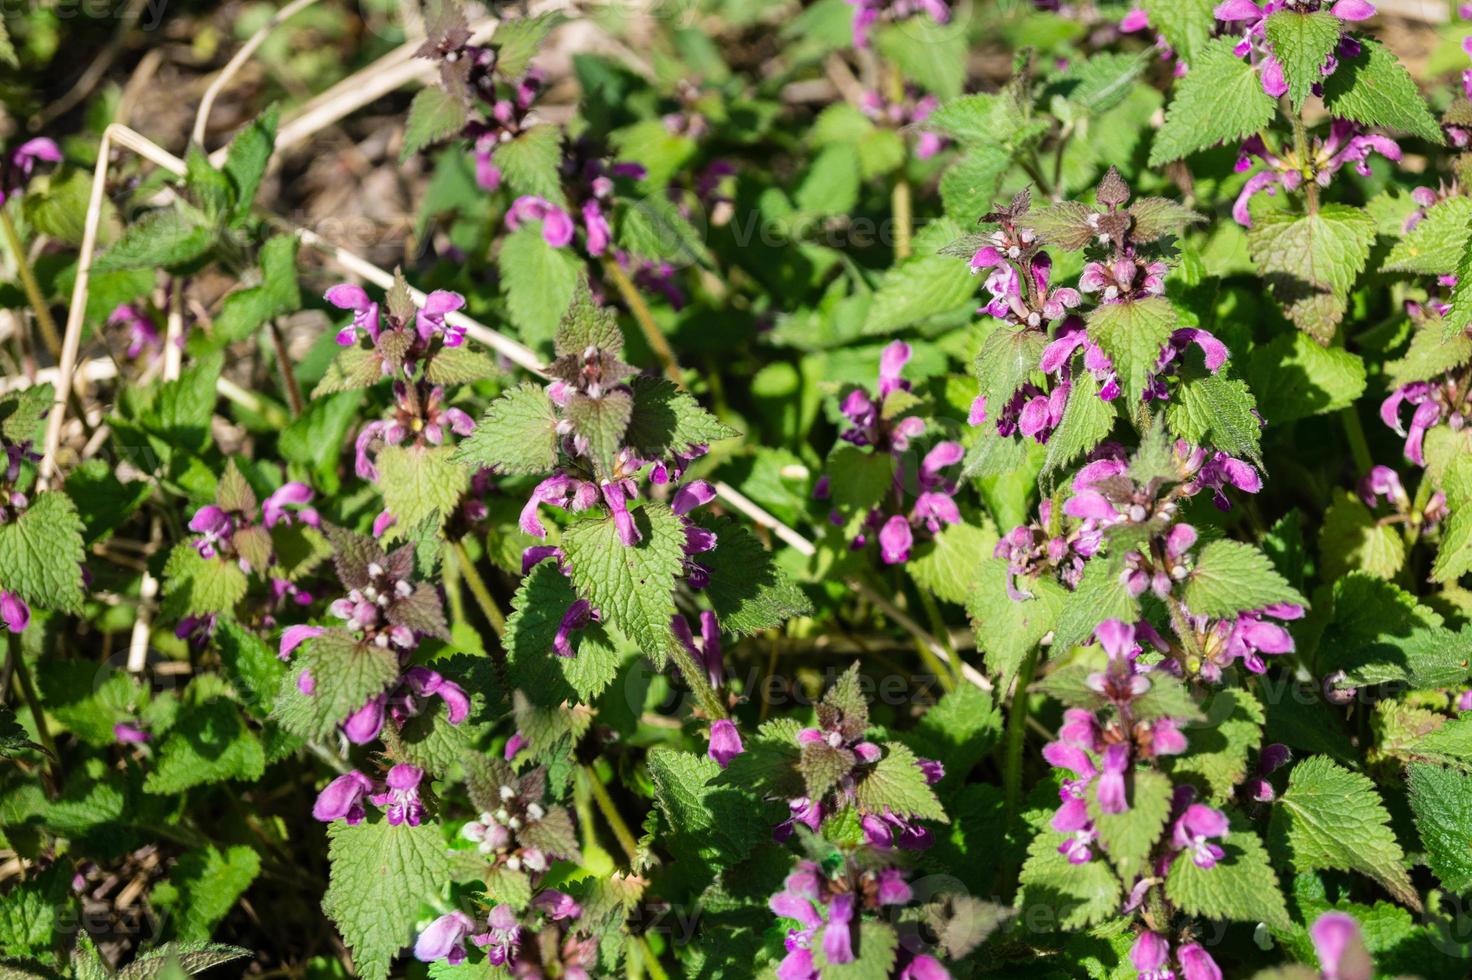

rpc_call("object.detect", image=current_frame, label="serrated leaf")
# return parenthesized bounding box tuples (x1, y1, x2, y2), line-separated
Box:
(1165, 825, 1290, 929)
(624, 376, 739, 461)
(1165, 374, 1263, 463)
(1183, 539, 1305, 618)
(272, 631, 398, 740)
(562, 502, 686, 667)
(1043, 372, 1117, 475)
(862, 219, 978, 335)
(825, 444, 895, 516)
(1142, 0, 1216, 64)
(1086, 297, 1177, 406)
(1383, 197, 1472, 275)
(424, 346, 500, 385)
(1150, 36, 1276, 165)
(1269, 756, 1420, 910)
(322, 818, 449, 980)
(854, 742, 946, 822)
(401, 86, 469, 162)
(1089, 768, 1172, 877)
(151, 844, 260, 941)
(907, 519, 998, 606)
(1052, 555, 1139, 655)
(1015, 828, 1123, 930)
(376, 444, 469, 536)
(494, 125, 564, 203)
(973, 325, 1047, 420)
(1247, 331, 1366, 422)
(1319, 491, 1406, 581)
(698, 518, 812, 636)
(499, 223, 580, 349)
(212, 235, 301, 343)
(94, 208, 213, 272)
(1321, 38, 1443, 144)
(504, 562, 624, 705)
(1386, 321, 1472, 388)
(115, 942, 250, 979)
(491, 13, 561, 77)
(967, 559, 1066, 692)
(0, 490, 86, 613)
(1407, 762, 1472, 893)
(144, 697, 265, 794)
(1167, 688, 1264, 804)
(1264, 11, 1342, 110)
(453, 383, 559, 475)
(222, 104, 278, 219)
(1248, 204, 1375, 342)
(564, 390, 633, 478)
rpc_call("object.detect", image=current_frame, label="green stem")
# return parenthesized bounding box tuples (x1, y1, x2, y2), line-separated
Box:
(882, 62, 912, 260)
(268, 319, 305, 417)
(1340, 406, 1373, 476)
(451, 541, 505, 638)
(1003, 643, 1042, 822)
(665, 630, 728, 722)
(581, 764, 640, 864)
(0, 208, 61, 358)
(637, 935, 671, 980)
(8, 636, 62, 796)
(915, 586, 959, 690)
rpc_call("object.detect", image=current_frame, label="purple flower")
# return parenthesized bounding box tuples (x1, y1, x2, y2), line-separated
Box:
(187, 504, 234, 560)
(472, 905, 524, 966)
(1216, 1, 1373, 100)
(324, 284, 381, 345)
(553, 599, 595, 657)
(1095, 743, 1132, 814)
(263, 482, 319, 529)
(899, 955, 951, 980)
(847, 0, 949, 48)
(1171, 800, 1229, 869)
(673, 610, 724, 686)
(371, 763, 426, 826)
(1178, 943, 1223, 980)
(507, 195, 576, 247)
(1311, 911, 1373, 980)
(1233, 122, 1400, 226)
(108, 303, 162, 360)
(1244, 743, 1292, 802)
(0, 138, 61, 204)
(415, 910, 476, 965)
(312, 771, 376, 824)
(415, 290, 467, 346)
(278, 624, 325, 660)
(113, 722, 150, 744)
(879, 514, 914, 564)
(342, 695, 387, 744)
(533, 889, 583, 921)
(1381, 378, 1467, 467)
(402, 666, 471, 724)
(1130, 931, 1172, 980)
(1, 591, 29, 634)
(708, 719, 744, 769)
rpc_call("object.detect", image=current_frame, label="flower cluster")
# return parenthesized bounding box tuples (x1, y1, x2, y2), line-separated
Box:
(1358, 464, 1446, 536)
(1216, 0, 1375, 100)
(821, 341, 963, 564)
(414, 888, 593, 976)
(1381, 372, 1472, 467)
(1128, 929, 1222, 980)
(313, 763, 428, 827)
(1232, 122, 1401, 226)
(458, 760, 579, 877)
(769, 856, 949, 979)
(107, 302, 164, 362)
(860, 87, 946, 159)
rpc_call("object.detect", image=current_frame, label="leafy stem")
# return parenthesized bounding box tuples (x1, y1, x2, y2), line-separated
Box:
(602, 255, 681, 385)
(580, 763, 640, 864)
(1003, 641, 1042, 822)
(0, 207, 62, 359)
(450, 540, 506, 638)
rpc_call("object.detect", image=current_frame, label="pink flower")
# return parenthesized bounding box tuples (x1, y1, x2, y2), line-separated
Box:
(312, 771, 376, 824)
(415, 911, 476, 965)
(279, 624, 325, 660)
(263, 482, 319, 529)
(324, 284, 380, 345)
(507, 195, 575, 247)
(1311, 912, 1373, 980)
(1130, 932, 1172, 980)
(415, 290, 467, 346)
(708, 719, 744, 769)
(1, 591, 29, 634)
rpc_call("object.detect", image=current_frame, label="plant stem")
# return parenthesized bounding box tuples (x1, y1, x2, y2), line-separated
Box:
(581, 764, 640, 864)
(915, 586, 959, 690)
(1339, 406, 1373, 476)
(269, 319, 305, 416)
(1, 208, 62, 358)
(665, 631, 728, 722)
(451, 541, 505, 638)
(637, 936, 671, 980)
(1002, 643, 1042, 823)
(883, 62, 912, 260)
(603, 256, 681, 385)
(8, 636, 61, 796)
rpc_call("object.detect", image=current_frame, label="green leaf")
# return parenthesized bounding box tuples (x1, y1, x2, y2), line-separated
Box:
(1086, 297, 1177, 405)
(1319, 491, 1406, 581)
(1264, 11, 1343, 109)
(854, 742, 947, 822)
(1433, 508, 1472, 584)
(1053, 52, 1148, 116)
(1052, 555, 1139, 654)
(185, 146, 233, 222)
(1247, 332, 1367, 422)
(647, 748, 771, 890)
(1321, 38, 1443, 144)
(492, 13, 562, 77)
(1407, 762, 1472, 893)
(94, 208, 213, 272)
(973, 325, 1047, 423)
(1383, 197, 1472, 276)
(564, 390, 633, 478)
(907, 519, 998, 606)
(1142, 0, 1216, 64)
(1385, 321, 1472, 389)
(494, 124, 565, 203)
(1090, 768, 1173, 877)
(967, 559, 1066, 692)
(1165, 374, 1262, 464)
(1166, 688, 1264, 804)
(862, 219, 978, 335)
(1442, 206, 1472, 339)
(272, 631, 399, 740)
(1183, 539, 1306, 619)
(376, 444, 469, 536)
(0, 489, 86, 613)
(504, 561, 625, 705)
(698, 518, 812, 637)
(222, 104, 279, 219)
(1016, 828, 1123, 930)
(453, 383, 560, 475)
(1269, 756, 1420, 910)
(874, 18, 966, 99)
(401, 86, 469, 162)
(562, 502, 686, 667)
(424, 345, 501, 386)
(144, 696, 265, 794)
(279, 390, 363, 478)
(825, 444, 895, 516)
(1043, 372, 1117, 476)
(611, 119, 697, 191)
(0, 383, 51, 446)
(1248, 204, 1375, 343)
(215, 619, 287, 718)
(499, 223, 581, 349)
(616, 195, 708, 267)
(115, 941, 251, 978)
(152, 844, 261, 941)
(161, 543, 249, 620)
(623, 376, 739, 460)
(1150, 36, 1276, 165)
(322, 818, 449, 980)
(212, 234, 301, 343)
(1166, 825, 1290, 930)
